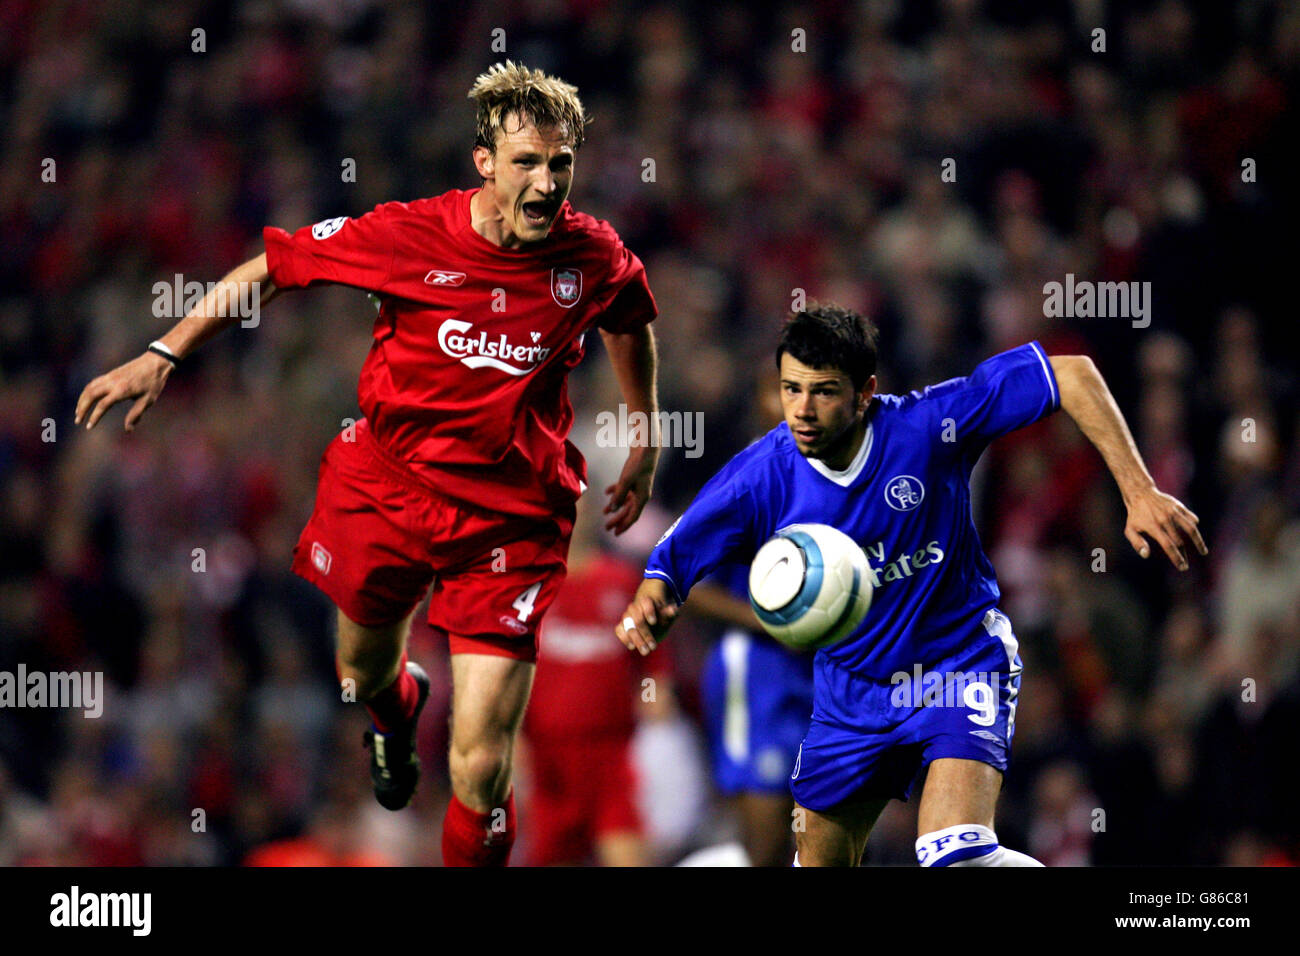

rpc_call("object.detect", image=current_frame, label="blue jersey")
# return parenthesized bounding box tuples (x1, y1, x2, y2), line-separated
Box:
(646, 342, 1060, 682)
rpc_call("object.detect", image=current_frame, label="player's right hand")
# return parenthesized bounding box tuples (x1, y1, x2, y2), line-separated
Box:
(75, 352, 174, 432)
(1123, 485, 1208, 571)
(616, 578, 679, 656)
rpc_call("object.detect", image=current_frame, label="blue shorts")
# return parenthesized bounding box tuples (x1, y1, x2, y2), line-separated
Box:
(790, 610, 1022, 812)
(701, 629, 815, 795)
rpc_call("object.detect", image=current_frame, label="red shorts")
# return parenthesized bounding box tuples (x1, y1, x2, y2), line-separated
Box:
(525, 735, 642, 866)
(291, 418, 574, 661)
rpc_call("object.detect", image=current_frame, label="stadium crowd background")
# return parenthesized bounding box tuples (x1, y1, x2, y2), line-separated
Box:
(1, 0, 1298, 865)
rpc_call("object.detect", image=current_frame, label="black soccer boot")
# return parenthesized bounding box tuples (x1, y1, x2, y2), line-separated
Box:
(362, 661, 431, 810)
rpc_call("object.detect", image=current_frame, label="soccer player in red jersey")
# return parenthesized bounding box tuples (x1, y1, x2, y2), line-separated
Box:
(74, 62, 661, 867)
(522, 499, 663, 866)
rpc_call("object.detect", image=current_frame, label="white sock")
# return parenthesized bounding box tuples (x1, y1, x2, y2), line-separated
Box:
(916, 823, 1044, 867)
(950, 844, 1043, 867)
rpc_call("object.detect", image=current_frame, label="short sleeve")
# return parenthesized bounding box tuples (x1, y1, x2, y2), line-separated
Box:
(917, 341, 1060, 453)
(596, 244, 658, 333)
(262, 206, 396, 293)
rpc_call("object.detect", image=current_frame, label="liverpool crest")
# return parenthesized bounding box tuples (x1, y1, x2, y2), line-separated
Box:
(551, 267, 582, 308)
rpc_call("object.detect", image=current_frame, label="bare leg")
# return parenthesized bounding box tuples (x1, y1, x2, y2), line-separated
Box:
(915, 758, 1041, 866)
(734, 792, 797, 867)
(794, 796, 890, 867)
(448, 653, 535, 810)
(917, 758, 1001, 833)
(334, 607, 416, 701)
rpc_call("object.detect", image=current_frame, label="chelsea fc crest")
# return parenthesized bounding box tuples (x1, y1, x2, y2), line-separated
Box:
(551, 267, 583, 308)
(885, 475, 925, 511)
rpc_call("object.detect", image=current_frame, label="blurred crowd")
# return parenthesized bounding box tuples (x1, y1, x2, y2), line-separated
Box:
(2, 0, 1298, 865)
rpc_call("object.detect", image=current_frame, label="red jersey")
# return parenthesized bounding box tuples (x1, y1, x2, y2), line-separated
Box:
(263, 188, 657, 517)
(525, 552, 662, 739)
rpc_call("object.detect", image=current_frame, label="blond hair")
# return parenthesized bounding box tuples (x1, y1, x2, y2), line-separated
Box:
(468, 61, 589, 150)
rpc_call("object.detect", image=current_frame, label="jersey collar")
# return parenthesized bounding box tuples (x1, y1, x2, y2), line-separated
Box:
(803, 419, 874, 487)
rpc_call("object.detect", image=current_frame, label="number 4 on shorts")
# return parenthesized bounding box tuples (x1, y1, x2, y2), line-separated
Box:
(512, 581, 542, 622)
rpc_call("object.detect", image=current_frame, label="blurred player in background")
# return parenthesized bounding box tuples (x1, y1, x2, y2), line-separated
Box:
(688, 372, 812, 866)
(75, 62, 660, 867)
(521, 496, 663, 866)
(618, 304, 1206, 867)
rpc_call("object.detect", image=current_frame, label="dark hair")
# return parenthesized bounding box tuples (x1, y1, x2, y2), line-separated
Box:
(775, 303, 879, 390)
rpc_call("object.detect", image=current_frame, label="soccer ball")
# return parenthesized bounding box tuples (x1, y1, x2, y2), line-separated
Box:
(748, 524, 872, 651)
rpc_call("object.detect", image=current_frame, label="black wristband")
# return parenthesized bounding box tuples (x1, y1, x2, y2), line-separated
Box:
(148, 343, 181, 367)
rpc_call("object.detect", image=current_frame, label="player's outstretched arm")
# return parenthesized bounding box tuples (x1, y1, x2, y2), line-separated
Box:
(1050, 354, 1208, 570)
(616, 577, 679, 656)
(75, 253, 278, 432)
(599, 324, 660, 535)
(680, 580, 763, 631)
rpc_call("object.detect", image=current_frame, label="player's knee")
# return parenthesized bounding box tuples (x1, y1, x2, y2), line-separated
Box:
(915, 823, 1043, 867)
(336, 656, 396, 701)
(448, 738, 512, 793)
(334, 614, 409, 699)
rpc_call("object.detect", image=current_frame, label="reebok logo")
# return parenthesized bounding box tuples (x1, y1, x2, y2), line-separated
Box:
(424, 269, 467, 286)
(498, 615, 529, 635)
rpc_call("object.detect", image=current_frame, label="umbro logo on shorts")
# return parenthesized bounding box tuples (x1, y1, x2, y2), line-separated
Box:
(311, 542, 332, 575)
(424, 269, 467, 286)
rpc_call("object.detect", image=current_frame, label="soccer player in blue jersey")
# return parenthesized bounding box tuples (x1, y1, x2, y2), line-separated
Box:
(616, 304, 1206, 867)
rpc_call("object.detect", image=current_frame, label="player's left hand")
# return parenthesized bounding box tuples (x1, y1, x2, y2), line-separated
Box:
(1123, 485, 1208, 571)
(604, 446, 657, 535)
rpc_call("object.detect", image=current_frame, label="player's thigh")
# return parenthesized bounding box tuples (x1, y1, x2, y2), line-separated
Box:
(449, 652, 536, 754)
(796, 796, 889, 867)
(335, 606, 417, 695)
(293, 427, 438, 634)
(428, 505, 574, 660)
(917, 757, 1002, 833)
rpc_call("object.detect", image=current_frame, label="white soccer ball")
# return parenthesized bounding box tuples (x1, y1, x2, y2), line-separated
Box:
(748, 523, 872, 651)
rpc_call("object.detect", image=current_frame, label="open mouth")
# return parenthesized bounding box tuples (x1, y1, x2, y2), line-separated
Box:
(794, 428, 821, 443)
(522, 200, 557, 226)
